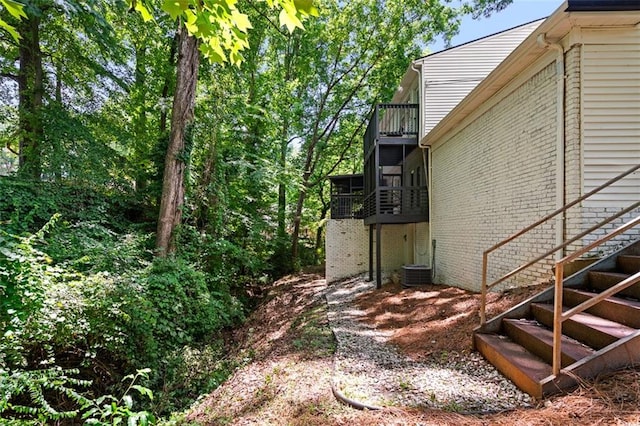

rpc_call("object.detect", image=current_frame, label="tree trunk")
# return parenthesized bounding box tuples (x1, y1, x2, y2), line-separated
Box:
(133, 43, 148, 192)
(291, 176, 310, 269)
(277, 130, 288, 241)
(159, 32, 179, 135)
(17, 15, 43, 180)
(314, 203, 329, 263)
(155, 26, 199, 257)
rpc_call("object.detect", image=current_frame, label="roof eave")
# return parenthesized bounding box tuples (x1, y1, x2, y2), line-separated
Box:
(419, 2, 640, 148)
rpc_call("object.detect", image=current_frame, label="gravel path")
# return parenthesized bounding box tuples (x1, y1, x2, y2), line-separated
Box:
(325, 275, 535, 413)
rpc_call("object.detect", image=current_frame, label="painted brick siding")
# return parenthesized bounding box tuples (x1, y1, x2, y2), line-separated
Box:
(373, 224, 409, 278)
(325, 221, 415, 283)
(431, 62, 558, 292)
(325, 219, 368, 283)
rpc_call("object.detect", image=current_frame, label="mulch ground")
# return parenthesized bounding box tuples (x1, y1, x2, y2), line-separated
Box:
(184, 272, 640, 425)
(353, 280, 546, 359)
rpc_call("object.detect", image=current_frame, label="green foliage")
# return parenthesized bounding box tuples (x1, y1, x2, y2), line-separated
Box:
(0, 367, 155, 425)
(0, 182, 248, 419)
(136, 0, 319, 64)
(0, 0, 26, 41)
(0, 217, 58, 368)
(81, 368, 155, 425)
(0, 367, 91, 424)
(135, 258, 244, 350)
(1, 0, 518, 420)
(150, 342, 253, 415)
(0, 178, 149, 237)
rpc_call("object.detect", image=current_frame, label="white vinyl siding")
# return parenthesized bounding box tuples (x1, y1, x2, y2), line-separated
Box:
(582, 40, 640, 207)
(420, 20, 542, 134)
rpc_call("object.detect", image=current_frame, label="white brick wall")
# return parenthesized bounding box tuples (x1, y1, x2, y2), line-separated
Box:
(564, 44, 584, 254)
(325, 219, 368, 283)
(431, 62, 558, 292)
(325, 219, 428, 283)
(374, 224, 408, 276)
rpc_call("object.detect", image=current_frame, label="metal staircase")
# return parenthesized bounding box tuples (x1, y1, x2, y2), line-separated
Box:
(475, 241, 640, 398)
(474, 163, 640, 398)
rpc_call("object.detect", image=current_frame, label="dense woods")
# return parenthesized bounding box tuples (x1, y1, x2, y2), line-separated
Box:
(0, 0, 509, 423)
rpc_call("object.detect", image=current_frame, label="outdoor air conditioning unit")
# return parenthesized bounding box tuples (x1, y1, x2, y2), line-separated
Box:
(402, 264, 431, 287)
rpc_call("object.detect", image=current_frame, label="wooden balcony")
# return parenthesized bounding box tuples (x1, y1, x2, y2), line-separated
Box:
(331, 194, 364, 219)
(363, 186, 428, 225)
(329, 174, 364, 220)
(364, 103, 419, 158)
(362, 103, 426, 226)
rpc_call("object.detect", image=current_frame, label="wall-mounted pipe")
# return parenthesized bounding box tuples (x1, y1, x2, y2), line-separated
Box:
(410, 61, 423, 139)
(411, 61, 433, 267)
(537, 33, 565, 261)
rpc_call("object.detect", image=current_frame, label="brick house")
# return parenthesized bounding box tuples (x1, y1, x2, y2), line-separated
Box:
(326, 0, 640, 292)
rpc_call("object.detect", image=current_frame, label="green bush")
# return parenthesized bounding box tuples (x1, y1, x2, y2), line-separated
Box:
(133, 258, 244, 353)
(0, 180, 251, 420)
(0, 178, 149, 237)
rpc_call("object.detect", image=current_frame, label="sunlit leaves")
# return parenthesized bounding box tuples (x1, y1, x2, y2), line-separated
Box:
(0, 0, 27, 41)
(162, 0, 187, 20)
(1, 0, 24, 19)
(129, 0, 318, 65)
(133, 0, 154, 22)
(279, 4, 303, 33)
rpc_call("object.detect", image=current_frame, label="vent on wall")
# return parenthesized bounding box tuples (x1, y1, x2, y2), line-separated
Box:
(402, 264, 431, 287)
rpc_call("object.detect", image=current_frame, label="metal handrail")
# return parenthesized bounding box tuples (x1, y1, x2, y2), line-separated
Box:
(485, 201, 640, 293)
(480, 162, 640, 324)
(552, 216, 640, 375)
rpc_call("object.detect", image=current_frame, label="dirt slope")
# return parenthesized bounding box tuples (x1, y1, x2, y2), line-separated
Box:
(184, 273, 640, 425)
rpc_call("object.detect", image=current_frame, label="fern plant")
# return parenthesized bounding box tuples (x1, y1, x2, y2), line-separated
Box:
(0, 367, 156, 425)
(0, 367, 91, 424)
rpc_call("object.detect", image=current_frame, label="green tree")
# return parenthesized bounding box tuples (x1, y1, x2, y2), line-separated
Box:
(151, 0, 318, 256)
(286, 0, 467, 268)
(0, 0, 130, 181)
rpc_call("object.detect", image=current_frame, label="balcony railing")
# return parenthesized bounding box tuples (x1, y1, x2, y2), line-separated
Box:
(363, 186, 428, 223)
(330, 194, 364, 219)
(365, 103, 419, 154)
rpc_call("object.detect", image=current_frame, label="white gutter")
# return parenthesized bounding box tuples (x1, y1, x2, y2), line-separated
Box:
(537, 34, 565, 261)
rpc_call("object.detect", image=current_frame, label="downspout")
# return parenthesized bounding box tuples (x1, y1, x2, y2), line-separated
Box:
(410, 62, 427, 186)
(411, 61, 433, 271)
(537, 34, 565, 261)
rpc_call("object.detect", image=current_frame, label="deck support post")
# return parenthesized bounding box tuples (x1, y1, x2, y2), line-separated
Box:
(368, 224, 373, 282)
(376, 223, 382, 289)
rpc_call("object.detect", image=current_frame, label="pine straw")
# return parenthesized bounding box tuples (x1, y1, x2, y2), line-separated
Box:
(184, 273, 640, 425)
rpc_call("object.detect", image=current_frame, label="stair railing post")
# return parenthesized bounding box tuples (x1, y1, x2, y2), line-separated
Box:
(552, 262, 564, 376)
(481, 252, 488, 324)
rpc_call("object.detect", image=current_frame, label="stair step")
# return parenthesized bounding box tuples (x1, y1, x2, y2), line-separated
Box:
(474, 333, 551, 399)
(588, 271, 640, 300)
(531, 303, 636, 350)
(563, 288, 640, 328)
(503, 319, 594, 367)
(617, 255, 640, 274)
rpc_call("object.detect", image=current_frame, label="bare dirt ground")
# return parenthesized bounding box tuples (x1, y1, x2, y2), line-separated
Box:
(184, 272, 640, 425)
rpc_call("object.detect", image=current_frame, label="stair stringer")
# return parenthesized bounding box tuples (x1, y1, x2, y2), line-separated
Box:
(562, 239, 640, 287)
(540, 329, 640, 396)
(474, 239, 640, 397)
